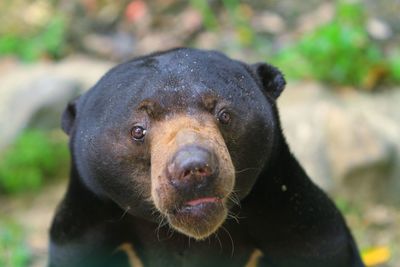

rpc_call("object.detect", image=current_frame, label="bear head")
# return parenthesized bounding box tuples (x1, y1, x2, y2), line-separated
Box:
(62, 48, 285, 240)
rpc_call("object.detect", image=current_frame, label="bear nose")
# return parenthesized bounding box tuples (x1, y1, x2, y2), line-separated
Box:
(167, 145, 218, 195)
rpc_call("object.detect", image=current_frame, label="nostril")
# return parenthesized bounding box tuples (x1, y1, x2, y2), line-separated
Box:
(197, 166, 211, 177)
(183, 169, 192, 178)
(182, 166, 211, 179)
(182, 166, 212, 178)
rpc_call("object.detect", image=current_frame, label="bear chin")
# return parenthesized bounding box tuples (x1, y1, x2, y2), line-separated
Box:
(166, 200, 227, 240)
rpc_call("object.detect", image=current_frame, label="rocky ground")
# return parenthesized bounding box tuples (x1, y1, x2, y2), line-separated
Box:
(0, 180, 66, 267)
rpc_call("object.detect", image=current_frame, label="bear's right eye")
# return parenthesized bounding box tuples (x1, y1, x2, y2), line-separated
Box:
(217, 110, 231, 125)
(131, 126, 147, 141)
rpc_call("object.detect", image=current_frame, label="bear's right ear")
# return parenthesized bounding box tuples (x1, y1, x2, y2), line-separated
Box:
(61, 97, 79, 135)
(251, 63, 286, 99)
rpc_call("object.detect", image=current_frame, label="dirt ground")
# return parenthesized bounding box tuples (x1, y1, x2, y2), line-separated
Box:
(0, 180, 66, 267)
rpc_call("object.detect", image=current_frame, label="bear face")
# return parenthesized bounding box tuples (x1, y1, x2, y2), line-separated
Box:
(62, 48, 285, 240)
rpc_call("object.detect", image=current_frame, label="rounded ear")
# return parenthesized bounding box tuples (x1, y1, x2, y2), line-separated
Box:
(61, 97, 80, 135)
(251, 63, 286, 99)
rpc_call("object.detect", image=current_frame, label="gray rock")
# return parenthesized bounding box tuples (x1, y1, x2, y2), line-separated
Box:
(0, 57, 113, 151)
(279, 83, 334, 189)
(251, 11, 286, 34)
(82, 32, 136, 61)
(279, 82, 400, 205)
(0, 75, 80, 151)
(367, 18, 393, 40)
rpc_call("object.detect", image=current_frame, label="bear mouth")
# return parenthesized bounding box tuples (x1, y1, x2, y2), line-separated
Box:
(185, 196, 220, 206)
(172, 196, 223, 219)
(166, 196, 227, 239)
(178, 196, 222, 217)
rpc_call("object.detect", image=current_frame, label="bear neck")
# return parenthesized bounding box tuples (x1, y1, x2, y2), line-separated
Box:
(66, 159, 121, 215)
(247, 127, 316, 203)
(66, 153, 158, 223)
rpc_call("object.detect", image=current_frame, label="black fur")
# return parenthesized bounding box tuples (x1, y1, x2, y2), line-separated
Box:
(49, 48, 364, 267)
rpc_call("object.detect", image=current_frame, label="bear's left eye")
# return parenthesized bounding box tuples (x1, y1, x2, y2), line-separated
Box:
(217, 110, 231, 124)
(131, 126, 147, 140)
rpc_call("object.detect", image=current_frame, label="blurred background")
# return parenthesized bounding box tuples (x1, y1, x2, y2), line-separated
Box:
(0, 0, 399, 266)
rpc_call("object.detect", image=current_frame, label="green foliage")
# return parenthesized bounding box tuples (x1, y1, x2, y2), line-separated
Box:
(0, 130, 68, 194)
(190, 0, 218, 30)
(388, 51, 400, 81)
(190, 0, 258, 48)
(335, 197, 353, 215)
(221, 0, 256, 47)
(0, 15, 66, 61)
(272, 1, 400, 89)
(0, 220, 30, 267)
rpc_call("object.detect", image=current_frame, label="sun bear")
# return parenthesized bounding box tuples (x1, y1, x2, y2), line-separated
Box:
(49, 48, 364, 267)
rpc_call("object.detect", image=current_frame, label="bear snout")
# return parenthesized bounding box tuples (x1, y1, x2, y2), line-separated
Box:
(166, 145, 220, 199)
(149, 114, 235, 239)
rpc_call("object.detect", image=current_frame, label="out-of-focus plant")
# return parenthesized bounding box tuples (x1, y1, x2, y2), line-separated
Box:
(388, 51, 400, 81)
(221, 0, 256, 47)
(0, 220, 30, 267)
(190, 0, 261, 49)
(0, 130, 69, 194)
(272, 1, 400, 89)
(0, 16, 66, 61)
(0, 1, 67, 61)
(275, 1, 381, 86)
(334, 197, 361, 216)
(190, 0, 219, 30)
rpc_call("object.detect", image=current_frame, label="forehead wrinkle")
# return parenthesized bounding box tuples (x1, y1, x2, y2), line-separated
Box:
(137, 82, 240, 126)
(150, 113, 217, 142)
(201, 92, 218, 112)
(137, 98, 165, 119)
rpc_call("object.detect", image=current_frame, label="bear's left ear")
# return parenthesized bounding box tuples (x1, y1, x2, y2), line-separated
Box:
(251, 63, 286, 99)
(61, 96, 80, 135)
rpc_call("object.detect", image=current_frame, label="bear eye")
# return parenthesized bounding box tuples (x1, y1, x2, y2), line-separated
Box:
(217, 110, 231, 124)
(131, 126, 147, 140)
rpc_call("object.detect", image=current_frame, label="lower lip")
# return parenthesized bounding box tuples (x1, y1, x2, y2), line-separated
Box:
(174, 198, 223, 220)
(185, 197, 220, 207)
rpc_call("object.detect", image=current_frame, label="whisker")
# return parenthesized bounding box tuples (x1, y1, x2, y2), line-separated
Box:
(155, 215, 167, 241)
(227, 212, 240, 224)
(227, 191, 241, 208)
(221, 226, 235, 257)
(228, 195, 240, 207)
(235, 167, 261, 174)
(120, 206, 131, 219)
(106, 206, 130, 222)
(166, 225, 175, 239)
(213, 232, 223, 251)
